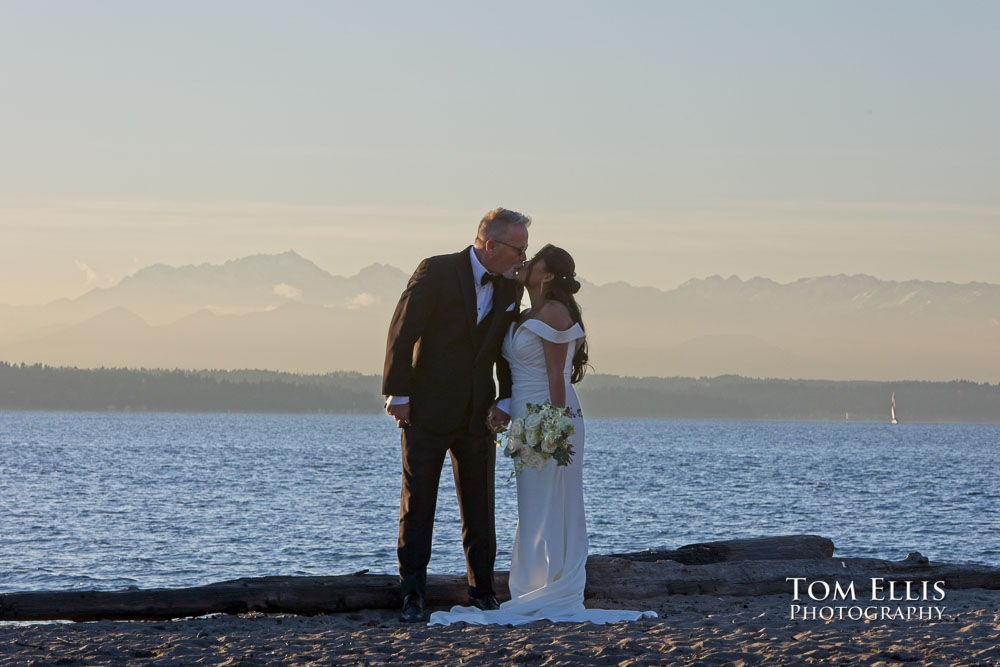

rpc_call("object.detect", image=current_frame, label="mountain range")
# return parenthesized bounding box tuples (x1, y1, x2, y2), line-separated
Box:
(2, 251, 998, 381)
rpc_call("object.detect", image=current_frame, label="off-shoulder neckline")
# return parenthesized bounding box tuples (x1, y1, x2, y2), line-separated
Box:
(513, 317, 585, 342)
(513, 308, 575, 336)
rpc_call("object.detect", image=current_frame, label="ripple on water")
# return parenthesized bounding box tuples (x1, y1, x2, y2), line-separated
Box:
(1, 413, 999, 592)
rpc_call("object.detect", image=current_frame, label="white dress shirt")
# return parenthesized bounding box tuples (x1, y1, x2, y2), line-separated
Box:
(468, 245, 496, 326)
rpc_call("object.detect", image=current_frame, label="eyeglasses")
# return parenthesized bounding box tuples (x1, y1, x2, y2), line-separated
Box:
(491, 239, 528, 255)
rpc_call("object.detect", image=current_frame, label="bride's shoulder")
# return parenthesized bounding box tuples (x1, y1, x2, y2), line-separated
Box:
(536, 301, 573, 330)
(520, 305, 585, 344)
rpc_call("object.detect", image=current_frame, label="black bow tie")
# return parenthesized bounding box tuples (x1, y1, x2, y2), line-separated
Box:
(480, 272, 502, 287)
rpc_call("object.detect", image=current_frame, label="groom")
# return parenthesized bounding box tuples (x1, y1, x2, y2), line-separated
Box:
(383, 207, 530, 622)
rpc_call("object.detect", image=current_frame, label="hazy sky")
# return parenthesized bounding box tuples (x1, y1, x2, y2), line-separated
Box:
(2, 1, 998, 305)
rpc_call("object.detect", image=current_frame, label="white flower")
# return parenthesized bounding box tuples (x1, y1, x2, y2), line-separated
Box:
(522, 447, 546, 470)
(505, 435, 521, 456)
(524, 412, 543, 431)
(508, 419, 525, 439)
(540, 425, 559, 452)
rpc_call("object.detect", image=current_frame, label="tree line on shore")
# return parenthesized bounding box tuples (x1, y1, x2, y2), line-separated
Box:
(1, 361, 998, 423)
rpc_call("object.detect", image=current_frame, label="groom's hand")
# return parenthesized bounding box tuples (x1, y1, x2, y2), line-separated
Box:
(387, 403, 410, 428)
(488, 405, 510, 431)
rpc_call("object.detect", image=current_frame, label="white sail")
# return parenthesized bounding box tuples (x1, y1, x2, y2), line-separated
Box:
(891, 392, 898, 424)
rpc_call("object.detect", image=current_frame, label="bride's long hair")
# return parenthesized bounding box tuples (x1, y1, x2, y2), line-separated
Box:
(533, 244, 590, 384)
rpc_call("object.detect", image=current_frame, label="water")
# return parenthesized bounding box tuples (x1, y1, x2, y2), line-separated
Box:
(1, 412, 997, 593)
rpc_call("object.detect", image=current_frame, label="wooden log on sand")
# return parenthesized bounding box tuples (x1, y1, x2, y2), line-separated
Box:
(584, 554, 1000, 599)
(1, 572, 476, 623)
(605, 534, 835, 564)
(2, 535, 998, 622)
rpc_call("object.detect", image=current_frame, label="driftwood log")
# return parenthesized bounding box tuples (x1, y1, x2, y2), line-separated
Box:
(585, 554, 1000, 599)
(2, 535, 998, 622)
(606, 534, 835, 564)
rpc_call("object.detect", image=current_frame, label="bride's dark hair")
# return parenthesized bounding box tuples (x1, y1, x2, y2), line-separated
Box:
(534, 244, 590, 384)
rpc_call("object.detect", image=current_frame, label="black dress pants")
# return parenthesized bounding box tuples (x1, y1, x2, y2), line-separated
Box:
(397, 423, 496, 598)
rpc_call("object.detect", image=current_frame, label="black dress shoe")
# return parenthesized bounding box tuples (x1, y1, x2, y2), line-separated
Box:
(468, 593, 500, 611)
(399, 592, 425, 623)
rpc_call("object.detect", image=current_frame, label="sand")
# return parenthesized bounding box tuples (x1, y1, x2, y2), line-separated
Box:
(2, 589, 998, 666)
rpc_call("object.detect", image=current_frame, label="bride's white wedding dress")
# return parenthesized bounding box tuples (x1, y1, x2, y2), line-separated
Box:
(429, 318, 656, 626)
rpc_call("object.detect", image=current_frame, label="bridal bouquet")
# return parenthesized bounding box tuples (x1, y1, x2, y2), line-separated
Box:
(498, 401, 581, 478)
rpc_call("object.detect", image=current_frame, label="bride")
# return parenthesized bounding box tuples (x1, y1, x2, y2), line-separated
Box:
(429, 245, 656, 626)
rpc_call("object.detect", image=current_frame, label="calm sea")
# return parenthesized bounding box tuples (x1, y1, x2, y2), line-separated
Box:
(1, 412, 998, 594)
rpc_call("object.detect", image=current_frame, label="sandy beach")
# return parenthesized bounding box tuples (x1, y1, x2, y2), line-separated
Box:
(2, 588, 997, 666)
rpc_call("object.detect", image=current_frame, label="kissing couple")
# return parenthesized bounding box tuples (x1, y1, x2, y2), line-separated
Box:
(383, 207, 655, 625)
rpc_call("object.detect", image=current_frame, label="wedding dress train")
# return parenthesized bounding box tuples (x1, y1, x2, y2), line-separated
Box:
(429, 319, 656, 626)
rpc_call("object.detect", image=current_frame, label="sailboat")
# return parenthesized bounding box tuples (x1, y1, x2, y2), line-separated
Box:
(890, 392, 899, 425)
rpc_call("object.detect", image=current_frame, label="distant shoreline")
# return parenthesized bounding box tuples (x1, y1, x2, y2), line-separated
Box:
(2, 407, 999, 426)
(3, 362, 999, 423)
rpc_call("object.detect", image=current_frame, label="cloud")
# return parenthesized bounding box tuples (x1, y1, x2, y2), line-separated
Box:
(347, 292, 379, 309)
(75, 261, 100, 285)
(272, 283, 302, 300)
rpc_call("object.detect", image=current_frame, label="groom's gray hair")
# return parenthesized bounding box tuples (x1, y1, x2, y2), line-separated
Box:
(475, 207, 531, 246)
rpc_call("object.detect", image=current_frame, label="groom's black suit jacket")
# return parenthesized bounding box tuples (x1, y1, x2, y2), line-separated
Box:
(383, 247, 517, 436)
